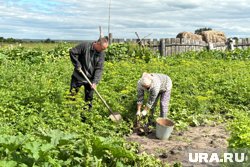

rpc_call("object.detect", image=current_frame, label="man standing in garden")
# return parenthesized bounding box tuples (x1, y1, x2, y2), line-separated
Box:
(69, 36, 109, 111)
(136, 72, 172, 119)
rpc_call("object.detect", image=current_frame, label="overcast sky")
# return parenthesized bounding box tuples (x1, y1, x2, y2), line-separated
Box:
(1, 0, 250, 40)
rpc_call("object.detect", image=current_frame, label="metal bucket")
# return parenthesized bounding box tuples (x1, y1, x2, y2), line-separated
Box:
(156, 118, 174, 140)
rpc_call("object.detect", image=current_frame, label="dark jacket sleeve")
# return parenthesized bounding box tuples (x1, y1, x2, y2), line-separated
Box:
(69, 43, 85, 69)
(92, 53, 105, 84)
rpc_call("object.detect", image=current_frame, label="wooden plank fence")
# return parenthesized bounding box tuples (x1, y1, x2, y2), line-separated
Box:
(110, 37, 250, 56)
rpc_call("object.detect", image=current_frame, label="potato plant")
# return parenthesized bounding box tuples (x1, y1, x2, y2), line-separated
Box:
(0, 43, 249, 166)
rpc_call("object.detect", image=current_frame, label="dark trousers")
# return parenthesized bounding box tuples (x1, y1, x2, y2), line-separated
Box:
(70, 75, 94, 110)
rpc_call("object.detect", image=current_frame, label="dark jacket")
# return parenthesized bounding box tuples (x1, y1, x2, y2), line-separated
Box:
(69, 42, 105, 84)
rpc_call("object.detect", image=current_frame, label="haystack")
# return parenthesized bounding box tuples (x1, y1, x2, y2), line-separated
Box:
(200, 30, 227, 43)
(176, 32, 203, 41)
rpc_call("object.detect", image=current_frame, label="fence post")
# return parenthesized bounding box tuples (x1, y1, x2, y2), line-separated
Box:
(238, 38, 243, 49)
(186, 39, 191, 51)
(176, 38, 180, 55)
(108, 33, 113, 45)
(160, 38, 166, 56)
(153, 39, 158, 52)
(208, 42, 214, 50)
(247, 38, 250, 49)
(182, 38, 187, 52)
(166, 38, 171, 56)
(242, 38, 247, 49)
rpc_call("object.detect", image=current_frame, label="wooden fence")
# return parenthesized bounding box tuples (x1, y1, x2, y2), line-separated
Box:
(110, 37, 250, 56)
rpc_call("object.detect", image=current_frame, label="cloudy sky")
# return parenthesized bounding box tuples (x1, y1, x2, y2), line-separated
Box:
(1, 0, 250, 40)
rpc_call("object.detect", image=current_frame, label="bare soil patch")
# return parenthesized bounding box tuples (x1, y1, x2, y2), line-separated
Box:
(127, 124, 229, 166)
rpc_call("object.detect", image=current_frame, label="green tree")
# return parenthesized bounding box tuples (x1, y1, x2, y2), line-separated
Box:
(44, 38, 55, 43)
(6, 37, 16, 43)
(194, 27, 212, 35)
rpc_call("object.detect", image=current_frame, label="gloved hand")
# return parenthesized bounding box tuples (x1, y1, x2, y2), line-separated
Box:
(75, 66, 82, 72)
(91, 83, 97, 90)
(141, 110, 147, 116)
(136, 110, 141, 116)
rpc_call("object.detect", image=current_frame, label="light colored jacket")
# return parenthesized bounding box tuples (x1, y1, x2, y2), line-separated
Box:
(137, 73, 172, 109)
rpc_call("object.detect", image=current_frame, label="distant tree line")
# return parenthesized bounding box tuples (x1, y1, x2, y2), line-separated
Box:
(0, 37, 23, 43)
(0, 37, 55, 43)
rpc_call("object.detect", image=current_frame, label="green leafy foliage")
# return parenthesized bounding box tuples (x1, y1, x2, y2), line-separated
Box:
(0, 42, 71, 63)
(228, 110, 250, 148)
(105, 42, 159, 62)
(0, 43, 249, 166)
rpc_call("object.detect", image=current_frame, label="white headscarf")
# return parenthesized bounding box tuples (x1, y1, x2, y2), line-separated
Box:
(140, 72, 152, 87)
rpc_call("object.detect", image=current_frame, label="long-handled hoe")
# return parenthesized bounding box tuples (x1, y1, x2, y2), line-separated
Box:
(78, 69, 122, 122)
